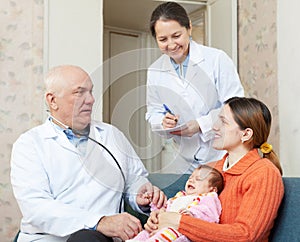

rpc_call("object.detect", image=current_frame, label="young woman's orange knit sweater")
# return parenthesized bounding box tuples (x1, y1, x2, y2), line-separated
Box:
(178, 149, 284, 242)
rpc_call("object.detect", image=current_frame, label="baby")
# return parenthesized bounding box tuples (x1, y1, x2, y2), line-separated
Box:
(128, 165, 224, 242)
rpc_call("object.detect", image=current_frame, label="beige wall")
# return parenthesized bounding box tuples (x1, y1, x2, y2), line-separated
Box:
(238, 0, 279, 151)
(46, 0, 103, 120)
(0, 0, 103, 241)
(238, 0, 300, 177)
(278, 0, 300, 176)
(0, 1, 44, 240)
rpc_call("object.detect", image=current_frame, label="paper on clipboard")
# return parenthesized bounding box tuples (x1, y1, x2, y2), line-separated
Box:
(152, 123, 188, 135)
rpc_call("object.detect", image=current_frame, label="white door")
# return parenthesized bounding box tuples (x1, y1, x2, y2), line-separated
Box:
(103, 30, 142, 149)
(103, 29, 163, 171)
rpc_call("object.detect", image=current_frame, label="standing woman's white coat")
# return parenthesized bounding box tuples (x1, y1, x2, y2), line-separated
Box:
(145, 2, 244, 173)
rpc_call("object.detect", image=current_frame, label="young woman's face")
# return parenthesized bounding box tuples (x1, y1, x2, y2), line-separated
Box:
(154, 19, 191, 64)
(212, 104, 244, 152)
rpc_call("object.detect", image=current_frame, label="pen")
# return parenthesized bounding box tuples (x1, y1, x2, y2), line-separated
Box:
(163, 104, 178, 122)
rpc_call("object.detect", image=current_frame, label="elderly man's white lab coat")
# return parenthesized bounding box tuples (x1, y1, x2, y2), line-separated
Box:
(11, 119, 148, 241)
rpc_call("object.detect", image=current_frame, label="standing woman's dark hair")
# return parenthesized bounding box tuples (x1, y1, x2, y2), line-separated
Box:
(146, 1, 244, 171)
(224, 97, 283, 175)
(150, 2, 191, 37)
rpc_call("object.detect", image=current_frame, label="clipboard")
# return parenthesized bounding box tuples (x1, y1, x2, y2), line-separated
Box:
(152, 123, 187, 135)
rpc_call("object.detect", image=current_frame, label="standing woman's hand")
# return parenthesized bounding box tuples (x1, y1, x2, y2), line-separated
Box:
(171, 120, 201, 137)
(162, 112, 179, 129)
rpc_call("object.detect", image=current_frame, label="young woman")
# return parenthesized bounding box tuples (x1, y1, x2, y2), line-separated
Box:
(145, 2, 244, 173)
(145, 97, 284, 241)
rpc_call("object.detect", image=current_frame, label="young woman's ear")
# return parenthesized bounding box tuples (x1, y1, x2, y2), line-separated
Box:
(241, 128, 253, 143)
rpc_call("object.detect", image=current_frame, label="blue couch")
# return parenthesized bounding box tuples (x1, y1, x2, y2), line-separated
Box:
(14, 175, 299, 241)
(141, 174, 300, 242)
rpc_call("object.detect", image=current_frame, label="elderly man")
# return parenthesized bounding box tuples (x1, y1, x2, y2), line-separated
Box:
(11, 65, 166, 242)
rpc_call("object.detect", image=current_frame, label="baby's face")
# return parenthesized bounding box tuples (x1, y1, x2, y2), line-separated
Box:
(185, 168, 212, 195)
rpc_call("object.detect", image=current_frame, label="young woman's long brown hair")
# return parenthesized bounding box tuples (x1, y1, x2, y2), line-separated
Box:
(225, 97, 283, 175)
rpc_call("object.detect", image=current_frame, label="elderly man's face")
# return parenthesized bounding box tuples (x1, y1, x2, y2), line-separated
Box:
(54, 67, 95, 130)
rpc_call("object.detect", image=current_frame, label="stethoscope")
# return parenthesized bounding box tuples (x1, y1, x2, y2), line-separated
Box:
(48, 113, 125, 213)
(194, 145, 202, 161)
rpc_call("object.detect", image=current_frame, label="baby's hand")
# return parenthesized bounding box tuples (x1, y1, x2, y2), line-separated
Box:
(179, 208, 193, 216)
(150, 202, 167, 212)
(160, 207, 166, 212)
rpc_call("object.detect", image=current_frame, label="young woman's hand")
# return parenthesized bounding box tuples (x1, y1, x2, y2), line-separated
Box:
(156, 211, 181, 230)
(144, 210, 160, 234)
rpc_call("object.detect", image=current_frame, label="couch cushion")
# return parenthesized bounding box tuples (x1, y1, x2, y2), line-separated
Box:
(148, 175, 300, 241)
(148, 173, 189, 199)
(128, 174, 300, 241)
(269, 177, 300, 241)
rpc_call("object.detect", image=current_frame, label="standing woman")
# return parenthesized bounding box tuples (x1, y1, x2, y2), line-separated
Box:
(145, 97, 284, 241)
(145, 2, 244, 173)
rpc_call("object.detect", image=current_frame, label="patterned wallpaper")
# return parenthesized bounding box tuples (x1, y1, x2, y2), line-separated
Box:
(0, 0, 278, 241)
(0, 0, 44, 241)
(238, 0, 279, 151)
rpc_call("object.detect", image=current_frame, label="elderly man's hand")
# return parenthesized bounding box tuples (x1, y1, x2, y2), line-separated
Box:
(97, 213, 142, 240)
(136, 182, 167, 209)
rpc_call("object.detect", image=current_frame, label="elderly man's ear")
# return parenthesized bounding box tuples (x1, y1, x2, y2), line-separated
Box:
(46, 92, 58, 111)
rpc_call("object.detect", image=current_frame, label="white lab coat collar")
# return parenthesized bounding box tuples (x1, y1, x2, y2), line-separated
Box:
(159, 40, 205, 72)
(42, 119, 105, 154)
(189, 40, 205, 65)
(43, 119, 105, 137)
(157, 41, 205, 87)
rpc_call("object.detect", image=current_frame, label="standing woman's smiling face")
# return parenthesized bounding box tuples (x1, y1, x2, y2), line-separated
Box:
(154, 19, 191, 64)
